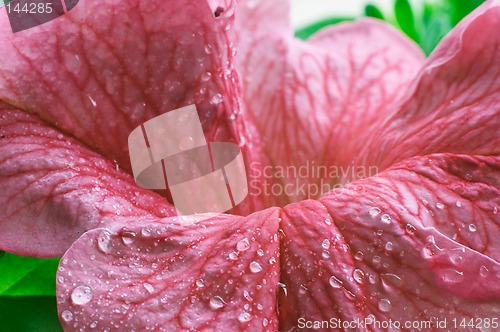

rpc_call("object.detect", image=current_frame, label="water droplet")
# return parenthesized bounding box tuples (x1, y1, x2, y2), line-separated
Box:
(143, 283, 154, 294)
(324, 218, 332, 225)
(368, 274, 377, 284)
(354, 251, 364, 261)
(236, 238, 250, 251)
(322, 239, 330, 249)
(378, 299, 392, 312)
(196, 279, 205, 288)
(87, 95, 97, 107)
(97, 231, 112, 254)
(455, 201, 462, 208)
(58, 276, 65, 284)
(229, 252, 239, 261)
(322, 250, 331, 259)
(61, 310, 73, 322)
(494, 207, 498, 214)
(211, 93, 223, 104)
(468, 224, 477, 232)
(262, 318, 269, 327)
(71, 286, 93, 305)
(243, 290, 253, 302)
(329, 276, 343, 289)
(479, 265, 489, 277)
(381, 275, 403, 291)
(121, 232, 136, 246)
(372, 256, 381, 265)
(385, 242, 394, 252)
(238, 312, 252, 323)
(250, 261, 262, 273)
(210, 296, 226, 310)
(141, 228, 151, 237)
(405, 224, 416, 235)
(201, 72, 212, 82)
(439, 269, 464, 284)
(436, 202, 444, 209)
(381, 214, 392, 224)
(352, 269, 365, 284)
(369, 207, 381, 217)
(204, 44, 213, 54)
(268, 256, 276, 265)
(90, 321, 98, 328)
(257, 249, 264, 257)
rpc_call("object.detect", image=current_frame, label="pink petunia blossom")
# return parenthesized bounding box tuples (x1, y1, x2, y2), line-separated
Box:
(0, 0, 499, 331)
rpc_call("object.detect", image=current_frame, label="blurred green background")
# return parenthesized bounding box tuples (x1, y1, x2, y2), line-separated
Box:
(0, 0, 486, 331)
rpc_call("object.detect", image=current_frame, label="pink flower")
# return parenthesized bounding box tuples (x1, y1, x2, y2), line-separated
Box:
(0, 0, 499, 331)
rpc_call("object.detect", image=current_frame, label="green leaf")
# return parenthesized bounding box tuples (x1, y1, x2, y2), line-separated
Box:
(395, 0, 419, 43)
(365, 4, 385, 20)
(0, 296, 63, 332)
(295, 17, 354, 40)
(418, 1, 453, 55)
(446, 0, 485, 25)
(0, 252, 59, 296)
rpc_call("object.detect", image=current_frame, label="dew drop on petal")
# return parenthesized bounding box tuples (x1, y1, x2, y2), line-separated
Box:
(250, 261, 263, 273)
(378, 299, 392, 313)
(385, 242, 394, 252)
(436, 202, 444, 209)
(121, 232, 136, 246)
(324, 218, 332, 225)
(143, 283, 154, 294)
(141, 228, 152, 237)
(229, 252, 239, 261)
(90, 321, 98, 329)
(236, 238, 250, 252)
(468, 224, 477, 232)
(262, 318, 269, 327)
(196, 279, 205, 288)
(257, 249, 264, 257)
(322, 250, 331, 259)
(354, 251, 364, 261)
(321, 239, 330, 249)
(238, 312, 252, 323)
(329, 276, 343, 289)
(211, 93, 223, 105)
(71, 286, 93, 305)
(381, 214, 392, 224)
(97, 231, 112, 254)
(352, 269, 365, 284)
(455, 201, 462, 208)
(369, 207, 381, 217)
(61, 310, 73, 322)
(201, 72, 212, 82)
(210, 296, 226, 310)
(440, 269, 464, 284)
(405, 224, 416, 235)
(479, 266, 489, 277)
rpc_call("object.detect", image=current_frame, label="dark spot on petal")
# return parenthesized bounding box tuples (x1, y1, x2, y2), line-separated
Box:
(214, 6, 224, 17)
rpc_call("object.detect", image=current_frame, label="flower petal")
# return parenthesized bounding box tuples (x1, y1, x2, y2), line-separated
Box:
(56, 209, 280, 331)
(235, 2, 424, 203)
(363, 1, 500, 168)
(279, 154, 500, 330)
(0, 109, 175, 257)
(0, 0, 242, 171)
